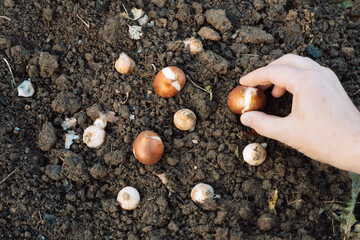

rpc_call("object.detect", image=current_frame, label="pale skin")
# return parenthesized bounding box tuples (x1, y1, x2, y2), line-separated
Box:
(239, 54, 360, 173)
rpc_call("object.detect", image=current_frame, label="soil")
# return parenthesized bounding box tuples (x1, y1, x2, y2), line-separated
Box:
(1, 0, 360, 239)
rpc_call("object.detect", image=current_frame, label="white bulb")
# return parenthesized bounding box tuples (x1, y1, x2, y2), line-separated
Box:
(242, 143, 267, 166)
(117, 186, 140, 210)
(191, 183, 214, 203)
(83, 125, 105, 148)
(17, 80, 34, 97)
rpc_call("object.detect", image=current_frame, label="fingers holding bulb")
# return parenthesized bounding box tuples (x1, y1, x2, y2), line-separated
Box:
(271, 86, 287, 98)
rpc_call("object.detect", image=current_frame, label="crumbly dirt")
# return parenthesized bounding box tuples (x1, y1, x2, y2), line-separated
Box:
(1, 0, 360, 239)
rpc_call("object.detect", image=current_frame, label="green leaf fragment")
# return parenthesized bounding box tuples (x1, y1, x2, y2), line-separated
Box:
(268, 189, 278, 215)
(341, 0, 354, 8)
(235, 147, 239, 158)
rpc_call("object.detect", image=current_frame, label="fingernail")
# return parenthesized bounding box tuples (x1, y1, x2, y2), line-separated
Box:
(241, 114, 251, 126)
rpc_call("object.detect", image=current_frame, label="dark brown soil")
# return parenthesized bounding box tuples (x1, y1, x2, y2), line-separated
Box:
(1, 0, 360, 239)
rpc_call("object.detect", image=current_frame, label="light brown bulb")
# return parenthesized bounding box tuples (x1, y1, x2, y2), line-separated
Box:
(227, 86, 266, 114)
(174, 109, 196, 131)
(115, 53, 135, 74)
(154, 66, 186, 98)
(191, 183, 214, 203)
(132, 131, 164, 165)
(184, 37, 203, 55)
(242, 143, 267, 166)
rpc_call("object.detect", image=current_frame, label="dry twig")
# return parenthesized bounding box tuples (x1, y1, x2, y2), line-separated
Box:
(119, 92, 129, 104)
(0, 16, 11, 21)
(0, 162, 25, 185)
(187, 75, 213, 101)
(3, 58, 16, 88)
(76, 14, 90, 28)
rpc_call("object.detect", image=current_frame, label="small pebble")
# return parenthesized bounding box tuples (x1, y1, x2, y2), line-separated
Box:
(306, 45, 322, 59)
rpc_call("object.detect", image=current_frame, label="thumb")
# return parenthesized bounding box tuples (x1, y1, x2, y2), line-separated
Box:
(240, 111, 290, 141)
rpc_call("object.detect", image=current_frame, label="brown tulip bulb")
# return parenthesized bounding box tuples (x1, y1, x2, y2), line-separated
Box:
(154, 66, 186, 98)
(174, 109, 196, 131)
(227, 86, 266, 114)
(132, 131, 164, 165)
(115, 53, 135, 74)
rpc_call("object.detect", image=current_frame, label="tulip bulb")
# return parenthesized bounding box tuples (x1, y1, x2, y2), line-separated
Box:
(227, 86, 266, 114)
(191, 183, 214, 203)
(174, 109, 196, 131)
(115, 53, 135, 74)
(184, 37, 203, 55)
(83, 125, 105, 148)
(242, 143, 267, 166)
(132, 131, 164, 165)
(117, 186, 140, 210)
(83, 111, 118, 148)
(154, 66, 186, 98)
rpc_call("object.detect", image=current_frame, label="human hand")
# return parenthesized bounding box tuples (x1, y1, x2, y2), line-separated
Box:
(239, 54, 360, 173)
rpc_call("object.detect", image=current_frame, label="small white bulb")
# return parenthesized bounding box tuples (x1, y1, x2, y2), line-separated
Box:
(174, 109, 196, 131)
(115, 53, 136, 74)
(83, 125, 105, 148)
(117, 186, 140, 210)
(191, 183, 214, 203)
(242, 143, 267, 166)
(17, 80, 34, 97)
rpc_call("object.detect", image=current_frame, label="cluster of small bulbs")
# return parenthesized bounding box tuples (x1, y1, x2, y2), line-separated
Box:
(82, 37, 269, 210)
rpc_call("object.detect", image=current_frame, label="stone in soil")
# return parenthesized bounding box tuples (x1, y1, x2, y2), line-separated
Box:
(198, 27, 221, 41)
(38, 122, 57, 151)
(89, 163, 108, 179)
(59, 150, 90, 182)
(51, 91, 81, 115)
(205, 9, 232, 32)
(197, 50, 229, 75)
(306, 45, 323, 59)
(257, 214, 276, 231)
(39, 52, 58, 78)
(235, 26, 274, 44)
(104, 150, 126, 166)
(45, 164, 62, 181)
